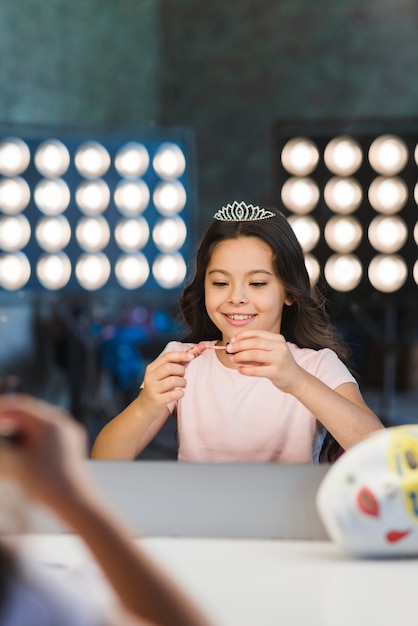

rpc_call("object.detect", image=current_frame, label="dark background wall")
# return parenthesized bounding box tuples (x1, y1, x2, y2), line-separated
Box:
(0, 0, 417, 433)
(160, 0, 418, 226)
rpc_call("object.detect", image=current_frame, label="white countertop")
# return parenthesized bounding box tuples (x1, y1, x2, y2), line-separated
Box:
(11, 534, 418, 626)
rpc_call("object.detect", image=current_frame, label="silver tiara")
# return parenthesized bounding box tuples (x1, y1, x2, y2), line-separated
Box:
(213, 201, 275, 222)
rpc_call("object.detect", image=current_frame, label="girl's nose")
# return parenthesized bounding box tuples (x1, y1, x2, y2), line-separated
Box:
(228, 290, 247, 304)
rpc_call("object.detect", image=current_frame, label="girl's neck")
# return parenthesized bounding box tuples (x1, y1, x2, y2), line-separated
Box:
(214, 347, 239, 370)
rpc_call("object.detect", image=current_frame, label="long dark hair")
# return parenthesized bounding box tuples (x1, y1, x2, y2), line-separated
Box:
(179, 205, 354, 462)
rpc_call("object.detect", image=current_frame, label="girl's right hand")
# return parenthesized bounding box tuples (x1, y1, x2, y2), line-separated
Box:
(138, 349, 195, 421)
(91, 348, 196, 460)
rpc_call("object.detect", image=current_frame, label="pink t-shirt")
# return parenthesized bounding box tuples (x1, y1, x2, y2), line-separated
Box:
(159, 341, 357, 464)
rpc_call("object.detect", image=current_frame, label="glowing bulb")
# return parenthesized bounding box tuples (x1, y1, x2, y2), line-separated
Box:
(75, 142, 111, 178)
(115, 142, 149, 178)
(0, 178, 31, 214)
(115, 254, 150, 289)
(34, 140, 70, 177)
(368, 177, 408, 214)
(304, 254, 320, 285)
(0, 138, 30, 176)
(75, 253, 111, 290)
(0, 253, 31, 290)
(281, 138, 319, 176)
(152, 253, 187, 288)
(36, 253, 72, 290)
(324, 137, 363, 175)
(115, 217, 149, 252)
(288, 215, 320, 252)
(324, 216, 362, 253)
(34, 179, 70, 215)
(368, 255, 407, 292)
(368, 216, 408, 253)
(114, 180, 149, 216)
(36, 216, 71, 252)
(281, 178, 319, 214)
(153, 181, 187, 215)
(153, 143, 186, 179)
(0, 215, 31, 251)
(369, 135, 408, 175)
(324, 177, 363, 214)
(324, 254, 363, 292)
(75, 180, 110, 215)
(76, 217, 110, 252)
(152, 217, 187, 252)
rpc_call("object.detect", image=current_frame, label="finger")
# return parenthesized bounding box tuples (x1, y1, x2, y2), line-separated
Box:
(142, 381, 186, 404)
(153, 362, 189, 385)
(229, 347, 271, 364)
(147, 353, 193, 380)
(236, 364, 270, 377)
(161, 387, 186, 403)
(227, 336, 272, 355)
(154, 375, 188, 394)
(160, 350, 195, 366)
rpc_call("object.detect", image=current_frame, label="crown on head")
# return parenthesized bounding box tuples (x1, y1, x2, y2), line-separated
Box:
(213, 201, 275, 222)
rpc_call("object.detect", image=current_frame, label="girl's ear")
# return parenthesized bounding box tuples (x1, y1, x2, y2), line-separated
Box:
(284, 293, 294, 306)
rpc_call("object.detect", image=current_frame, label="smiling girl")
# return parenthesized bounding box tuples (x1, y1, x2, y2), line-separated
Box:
(92, 202, 383, 463)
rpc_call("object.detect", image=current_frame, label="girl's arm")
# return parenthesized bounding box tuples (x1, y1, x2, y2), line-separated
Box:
(0, 394, 211, 626)
(91, 395, 170, 459)
(227, 331, 384, 450)
(284, 374, 383, 451)
(92, 349, 194, 459)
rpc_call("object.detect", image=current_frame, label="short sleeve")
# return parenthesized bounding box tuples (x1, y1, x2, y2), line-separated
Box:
(313, 348, 357, 390)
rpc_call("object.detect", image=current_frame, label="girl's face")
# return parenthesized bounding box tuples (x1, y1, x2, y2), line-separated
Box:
(204, 236, 292, 343)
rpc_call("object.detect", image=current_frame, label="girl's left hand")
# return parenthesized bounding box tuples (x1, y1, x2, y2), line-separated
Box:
(226, 330, 303, 393)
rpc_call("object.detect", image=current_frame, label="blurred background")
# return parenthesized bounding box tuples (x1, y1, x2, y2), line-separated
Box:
(0, 0, 417, 457)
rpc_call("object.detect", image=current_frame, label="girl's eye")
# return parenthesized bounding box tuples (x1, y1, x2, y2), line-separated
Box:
(250, 282, 267, 287)
(213, 281, 227, 287)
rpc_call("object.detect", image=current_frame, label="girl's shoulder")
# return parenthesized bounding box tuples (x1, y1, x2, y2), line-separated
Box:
(287, 342, 340, 366)
(287, 341, 333, 355)
(161, 340, 193, 354)
(287, 342, 355, 383)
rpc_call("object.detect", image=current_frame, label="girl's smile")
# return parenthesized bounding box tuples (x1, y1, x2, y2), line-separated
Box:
(204, 236, 292, 343)
(223, 313, 257, 325)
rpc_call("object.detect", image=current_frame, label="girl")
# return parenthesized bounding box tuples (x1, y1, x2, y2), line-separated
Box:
(92, 201, 383, 463)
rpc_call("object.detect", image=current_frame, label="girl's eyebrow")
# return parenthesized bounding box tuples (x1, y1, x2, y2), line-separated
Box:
(207, 269, 229, 275)
(207, 268, 273, 276)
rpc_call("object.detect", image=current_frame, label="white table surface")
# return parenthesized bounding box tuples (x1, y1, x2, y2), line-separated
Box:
(10, 534, 418, 626)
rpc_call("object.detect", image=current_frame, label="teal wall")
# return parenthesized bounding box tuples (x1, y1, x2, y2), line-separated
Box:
(0, 0, 161, 126)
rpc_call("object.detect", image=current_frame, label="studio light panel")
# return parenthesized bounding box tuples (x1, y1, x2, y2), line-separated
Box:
(271, 119, 418, 295)
(0, 131, 195, 293)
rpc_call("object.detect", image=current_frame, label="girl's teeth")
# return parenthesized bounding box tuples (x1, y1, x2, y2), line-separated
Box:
(229, 315, 252, 320)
